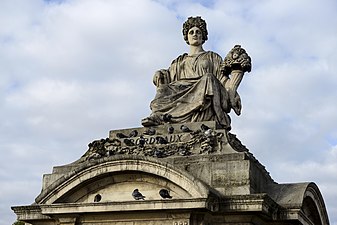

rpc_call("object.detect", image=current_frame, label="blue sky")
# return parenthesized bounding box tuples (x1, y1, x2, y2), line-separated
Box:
(1, 0, 337, 224)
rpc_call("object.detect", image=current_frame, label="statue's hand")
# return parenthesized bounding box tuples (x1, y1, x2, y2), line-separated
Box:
(229, 90, 242, 116)
(153, 69, 169, 87)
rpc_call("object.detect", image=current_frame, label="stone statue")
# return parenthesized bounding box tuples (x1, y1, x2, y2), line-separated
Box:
(142, 16, 251, 130)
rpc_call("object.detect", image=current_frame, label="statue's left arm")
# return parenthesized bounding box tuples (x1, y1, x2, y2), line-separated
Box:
(222, 45, 252, 115)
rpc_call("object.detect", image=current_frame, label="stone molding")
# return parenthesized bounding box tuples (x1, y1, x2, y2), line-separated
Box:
(269, 182, 330, 225)
(36, 156, 215, 204)
(39, 198, 217, 214)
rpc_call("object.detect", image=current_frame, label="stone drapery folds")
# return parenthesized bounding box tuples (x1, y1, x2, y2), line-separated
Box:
(142, 16, 251, 130)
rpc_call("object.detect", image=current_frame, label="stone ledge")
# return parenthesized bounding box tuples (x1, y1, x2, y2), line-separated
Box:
(11, 205, 51, 221)
(13, 194, 279, 221)
(220, 194, 279, 219)
(40, 198, 216, 214)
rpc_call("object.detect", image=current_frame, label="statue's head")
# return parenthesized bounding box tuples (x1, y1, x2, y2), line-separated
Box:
(182, 16, 208, 45)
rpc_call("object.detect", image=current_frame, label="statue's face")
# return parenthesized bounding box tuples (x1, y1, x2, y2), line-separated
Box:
(187, 26, 203, 46)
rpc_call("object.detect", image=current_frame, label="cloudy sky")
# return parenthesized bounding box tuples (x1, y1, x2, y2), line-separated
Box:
(1, 0, 337, 224)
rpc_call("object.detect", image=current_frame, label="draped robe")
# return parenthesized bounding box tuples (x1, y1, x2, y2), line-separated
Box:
(149, 51, 232, 129)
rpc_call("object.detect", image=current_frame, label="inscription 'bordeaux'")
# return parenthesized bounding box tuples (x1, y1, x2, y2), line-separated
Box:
(126, 134, 183, 146)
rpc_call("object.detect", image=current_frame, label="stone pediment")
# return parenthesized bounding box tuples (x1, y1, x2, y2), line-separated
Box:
(12, 124, 330, 225)
(12, 152, 330, 225)
(267, 182, 330, 225)
(35, 156, 218, 205)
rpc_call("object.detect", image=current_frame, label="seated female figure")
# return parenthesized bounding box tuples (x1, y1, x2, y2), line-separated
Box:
(142, 16, 251, 130)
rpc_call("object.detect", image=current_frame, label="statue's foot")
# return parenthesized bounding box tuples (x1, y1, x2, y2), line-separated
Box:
(141, 114, 162, 127)
(141, 113, 173, 127)
(141, 117, 156, 127)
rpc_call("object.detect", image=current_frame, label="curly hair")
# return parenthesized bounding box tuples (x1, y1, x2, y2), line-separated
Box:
(182, 16, 208, 45)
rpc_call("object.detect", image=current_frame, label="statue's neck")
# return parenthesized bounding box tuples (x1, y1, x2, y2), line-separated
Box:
(188, 45, 205, 56)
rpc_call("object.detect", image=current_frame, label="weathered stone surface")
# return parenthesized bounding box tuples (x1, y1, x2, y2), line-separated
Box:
(12, 150, 330, 225)
(12, 120, 330, 225)
(11, 16, 330, 225)
(142, 16, 251, 130)
(81, 121, 251, 162)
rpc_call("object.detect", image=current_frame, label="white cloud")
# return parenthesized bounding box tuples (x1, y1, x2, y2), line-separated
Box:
(1, 0, 337, 224)
(269, 146, 337, 223)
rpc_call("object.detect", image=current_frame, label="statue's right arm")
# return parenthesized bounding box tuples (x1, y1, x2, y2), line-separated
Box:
(153, 69, 170, 87)
(152, 54, 185, 87)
